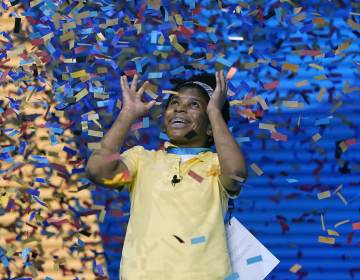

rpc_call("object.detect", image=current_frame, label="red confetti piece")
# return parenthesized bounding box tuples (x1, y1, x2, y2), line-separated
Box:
(352, 222, 360, 230)
(271, 131, 288, 141)
(300, 49, 321, 56)
(345, 138, 357, 146)
(188, 170, 203, 183)
(263, 80, 280, 90)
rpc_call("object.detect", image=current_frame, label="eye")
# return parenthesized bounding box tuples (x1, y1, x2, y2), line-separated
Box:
(169, 99, 178, 105)
(191, 101, 200, 108)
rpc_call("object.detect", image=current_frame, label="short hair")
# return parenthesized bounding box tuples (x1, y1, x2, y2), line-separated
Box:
(165, 72, 230, 147)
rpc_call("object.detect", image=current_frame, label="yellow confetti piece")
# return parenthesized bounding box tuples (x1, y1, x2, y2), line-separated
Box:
(88, 130, 104, 138)
(255, 96, 269, 110)
(71, 70, 88, 78)
(169, 34, 185, 53)
(282, 100, 304, 109)
(334, 219, 350, 228)
(282, 63, 299, 72)
(244, 62, 258, 69)
(318, 236, 335, 244)
(313, 17, 327, 25)
(250, 163, 264, 176)
(74, 88, 89, 102)
(317, 190, 331, 200)
(106, 18, 118, 26)
(314, 74, 327, 80)
(248, 45, 254, 54)
(259, 122, 276, 132)
(60, 30, 75, 42)
(327, 229, 340, 237)
(330, 101, 343, 114)
(296, 80, 308, 87)
(88, 142, 101, 150)
(347, 17, 360, 30)
(99, 208, 106, 223)
(309, 63, 324, 70)
(317, 86, 326, 102)
(339, 141, 347, 152)
(336, 40, 352, 53)
(291, 12, 306, 24)
(290, 264, 302, 273)
(102, 172, 131, 186)
(162, 90, 178, 95)
(312, 133, 321, 142)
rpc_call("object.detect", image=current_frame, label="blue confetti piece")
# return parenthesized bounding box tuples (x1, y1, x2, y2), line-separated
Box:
(159, 132, 170, 141)
(191, 235, 206, 245)
(1, 145, 16, 153)
(45, 277, 54, 280)
(224, 272, 240, 280)
(216, 57, 233, 67)
(1, 255, 9, 267)
(170, 66, 186, 75)
(151, 30, 158, 44)
(27, 188, 40, 196)
(96, 264, 104, 276)
(143, 117, 150, 128)
(33, 196, 47, 207)
(148, 72, 163, 79)
(246, 254, 263, 265)
(236, 137, 250, 143)
(21, 248, 32, 260)
(315, 117, 330, 126)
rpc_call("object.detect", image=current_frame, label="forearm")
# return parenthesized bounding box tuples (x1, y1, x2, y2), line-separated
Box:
(208, 109, 248, 179)
(86, 110, 136, 176)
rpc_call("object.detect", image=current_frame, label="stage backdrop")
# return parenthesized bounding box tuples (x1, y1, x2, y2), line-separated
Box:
(0, 0, 359, 280)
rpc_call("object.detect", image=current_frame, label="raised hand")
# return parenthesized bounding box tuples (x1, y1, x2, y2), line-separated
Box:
(206, 70, 228, 114)
(120, 73, 156, 119)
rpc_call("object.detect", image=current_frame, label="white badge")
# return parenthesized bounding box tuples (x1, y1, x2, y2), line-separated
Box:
(225, 217, 280, 280)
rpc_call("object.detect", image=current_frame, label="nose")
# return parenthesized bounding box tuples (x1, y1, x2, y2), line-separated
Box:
(174, 102, 187, 112)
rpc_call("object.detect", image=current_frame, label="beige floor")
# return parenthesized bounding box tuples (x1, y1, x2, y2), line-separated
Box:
(0, 4, 108, 279)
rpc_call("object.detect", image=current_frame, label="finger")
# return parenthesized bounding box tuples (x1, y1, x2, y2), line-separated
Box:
(215, 71, 220, 91)
(120, 76, 126, 92)
(136, 81, 148, 98)
(145, 100, 156, 111)
(220, 70, 226, 92)
(130, 73, 139, 92)
(124, 75, 129, 90)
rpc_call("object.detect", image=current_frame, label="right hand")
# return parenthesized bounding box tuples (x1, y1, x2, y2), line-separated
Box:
(120, 73, 156, 119)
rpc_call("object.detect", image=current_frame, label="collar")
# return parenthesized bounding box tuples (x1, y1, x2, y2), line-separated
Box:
(164, 141, 215, 155)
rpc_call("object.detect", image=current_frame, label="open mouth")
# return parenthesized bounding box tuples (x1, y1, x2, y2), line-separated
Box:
(169, 117, 190, 128)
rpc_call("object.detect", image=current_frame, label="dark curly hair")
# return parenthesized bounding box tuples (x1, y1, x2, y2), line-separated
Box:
(165, 72, 230, 147)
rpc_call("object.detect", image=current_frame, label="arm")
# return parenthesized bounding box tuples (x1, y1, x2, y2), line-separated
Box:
(207, 70, 248, 193)
(86, 74, 156, 188)
(85, 110, 136, 187)
(207, 108, 248, 192)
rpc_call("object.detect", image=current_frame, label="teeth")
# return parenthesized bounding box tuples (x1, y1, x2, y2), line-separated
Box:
(172, 118, 187, 124)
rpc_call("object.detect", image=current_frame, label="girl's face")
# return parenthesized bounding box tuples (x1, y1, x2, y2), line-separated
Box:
(163, 87, 212, 147)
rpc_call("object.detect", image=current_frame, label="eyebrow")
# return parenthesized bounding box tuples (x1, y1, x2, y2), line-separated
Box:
(171, 96, 203, 103)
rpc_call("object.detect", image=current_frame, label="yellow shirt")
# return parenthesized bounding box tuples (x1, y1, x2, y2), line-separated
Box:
(103, 142, 241, 280)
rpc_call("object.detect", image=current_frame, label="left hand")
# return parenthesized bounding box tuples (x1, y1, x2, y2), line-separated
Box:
(207, 70, 228, 114)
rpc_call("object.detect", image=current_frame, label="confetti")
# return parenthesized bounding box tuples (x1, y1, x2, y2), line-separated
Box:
(290, 263, 302, 273)
(188, 170, 204, 183)
(191, 235, 206, 245)
(250, 163, 264, 176)
(318, 236, 335, 245)
(246, 255, 263, 265)
(317, 190, 331, 200)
